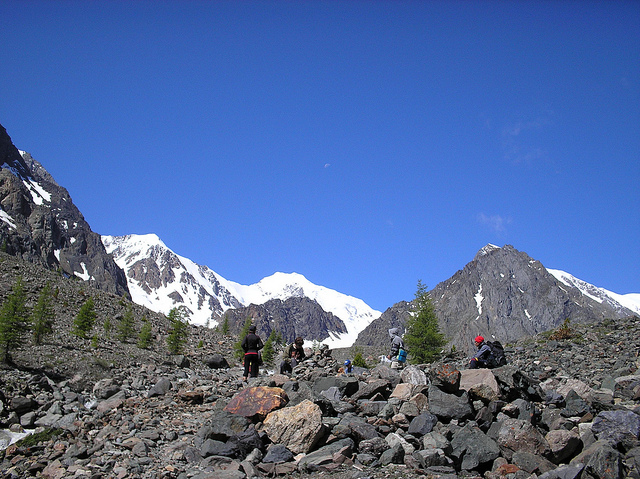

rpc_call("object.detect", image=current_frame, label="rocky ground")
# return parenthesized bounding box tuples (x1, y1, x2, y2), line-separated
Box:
(0, 253, 639, 479)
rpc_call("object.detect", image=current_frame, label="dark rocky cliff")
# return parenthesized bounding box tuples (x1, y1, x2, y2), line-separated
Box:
(0, 124, 129, 296)
(222, 296, 348, 344)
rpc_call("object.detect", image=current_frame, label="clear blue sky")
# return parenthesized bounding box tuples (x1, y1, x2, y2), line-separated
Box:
(1, 1, 638, 311)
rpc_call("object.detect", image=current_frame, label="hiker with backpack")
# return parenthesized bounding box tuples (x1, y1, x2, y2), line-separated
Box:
(387, 328, 408, 369)
(469, 335, 507, 369)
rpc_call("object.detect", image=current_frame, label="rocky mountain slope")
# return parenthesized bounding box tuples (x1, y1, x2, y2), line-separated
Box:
(0, 124, 128, 296)
(1, 266, 639, 479)
(354, 244, 637, 356)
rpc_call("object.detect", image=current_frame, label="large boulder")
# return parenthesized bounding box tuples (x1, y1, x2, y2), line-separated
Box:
(450, 424, 501, 471)
(262, 399, 325, 454)
(491, 418, 551, 460)
(427, 385, 474, 421)
(591, 409, 640, 451)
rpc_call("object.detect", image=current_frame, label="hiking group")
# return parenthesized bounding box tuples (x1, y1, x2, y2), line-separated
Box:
(242, 324, 507, 381)
(384, 328, 507, 370)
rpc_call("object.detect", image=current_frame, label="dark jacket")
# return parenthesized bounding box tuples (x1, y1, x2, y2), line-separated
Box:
(471, 342, 491, 362)
(242, 333, 264, 355)
(284, 343, 306, 362)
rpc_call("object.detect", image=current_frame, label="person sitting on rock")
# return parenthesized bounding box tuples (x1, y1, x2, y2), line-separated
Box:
(469, 335, 491, 369)
(343, 359, 353, 374)
(279, 337, 306, 374)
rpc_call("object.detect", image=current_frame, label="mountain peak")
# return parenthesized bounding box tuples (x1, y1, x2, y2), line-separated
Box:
(474, 243, 501, 260)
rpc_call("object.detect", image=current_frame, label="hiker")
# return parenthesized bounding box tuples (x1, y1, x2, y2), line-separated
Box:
(469, 335, 491, 369)
(387, 328, 407, 369)
(280, 337, 306, 374)
(343, 359, 353, 374)
(241, 325, 263, 381)
(387, 328, 405, 360)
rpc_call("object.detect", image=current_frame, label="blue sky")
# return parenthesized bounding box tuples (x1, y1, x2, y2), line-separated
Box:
(1, 1, 638, 311)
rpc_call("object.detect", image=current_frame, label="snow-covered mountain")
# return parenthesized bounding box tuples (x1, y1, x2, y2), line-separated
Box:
(547, 268, 640, 315)
(102, 234, 381, 348)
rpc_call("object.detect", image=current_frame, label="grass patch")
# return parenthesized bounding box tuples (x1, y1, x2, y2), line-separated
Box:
(16, 428, 64, 447)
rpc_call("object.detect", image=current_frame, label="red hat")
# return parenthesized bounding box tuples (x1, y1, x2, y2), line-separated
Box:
(475, 336, 484, 343)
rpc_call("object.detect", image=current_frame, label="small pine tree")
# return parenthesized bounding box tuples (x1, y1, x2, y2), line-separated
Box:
(353, 351, 368, 368)
(234, 317, 253, 360)
(166, 307, 189, 354)
(31, 281, 55, 346)
(221, 315, 230, 335)
(0, 277, 30, 362)
(103, 317, 112, 339)
(262, 329, 277, 365)
(404, 280, 447, 364)
(117, 306, 136, 342)
(73, 297, 97, 339)
(137, 317, 152, 349)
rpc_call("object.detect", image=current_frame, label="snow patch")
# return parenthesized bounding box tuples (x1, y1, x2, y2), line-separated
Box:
(22, 179, 51, 205)
(74, 263, 93, 281)
(474, 283, 483, 317)
(0, 209, 16, 229)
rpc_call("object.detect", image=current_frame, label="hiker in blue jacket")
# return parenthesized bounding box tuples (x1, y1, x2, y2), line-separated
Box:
(469, 335, 492, 369)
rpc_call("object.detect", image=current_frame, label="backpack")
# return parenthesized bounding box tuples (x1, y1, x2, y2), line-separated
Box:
(397, 349, 408, 363)
(486, 340, 507, 368)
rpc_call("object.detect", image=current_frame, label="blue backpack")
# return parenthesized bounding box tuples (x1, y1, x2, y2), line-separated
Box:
(397, 349, 408, 363)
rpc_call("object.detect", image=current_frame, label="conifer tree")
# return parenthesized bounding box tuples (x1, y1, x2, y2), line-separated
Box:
(404, 280, 447, 364)
(261, 329, 277, 365)
(103, 318, 112, 339)
(0, 277, 30, 362)
(137, 316, 152, 349)
(31, 281, 55, 345)
(117, 305, 136, 342)
(221, 315, 230, 335)
(166, 307, 189, 354)
(72, 297, 97, 339)
(234, 317, 252, 359)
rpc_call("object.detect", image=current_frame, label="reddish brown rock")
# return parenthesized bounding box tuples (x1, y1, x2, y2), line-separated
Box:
(223, 386, 288, 421)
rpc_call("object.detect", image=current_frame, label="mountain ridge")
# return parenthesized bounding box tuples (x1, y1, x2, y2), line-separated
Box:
(102, 233, 382, 348)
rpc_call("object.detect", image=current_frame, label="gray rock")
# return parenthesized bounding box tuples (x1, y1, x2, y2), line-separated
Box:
(147, 377, 172, 397)
(262, 443, 294, 464)
(428, 385, 474, 421)
(450, 424, 500, 471)
(407, 412, 438, 436)
(203, 354, 229, 369)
